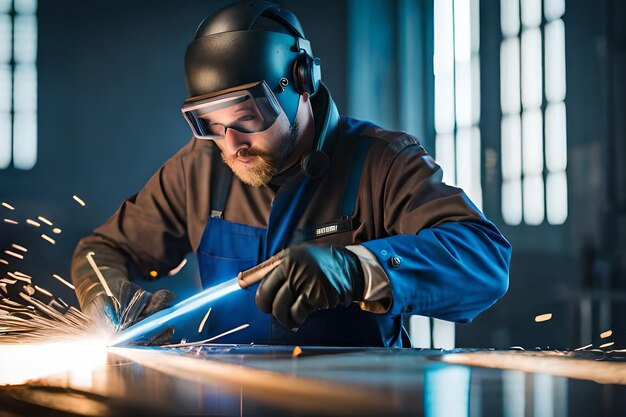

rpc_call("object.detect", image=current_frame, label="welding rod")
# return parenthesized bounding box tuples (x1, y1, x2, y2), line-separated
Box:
(110, 251, 285, 347)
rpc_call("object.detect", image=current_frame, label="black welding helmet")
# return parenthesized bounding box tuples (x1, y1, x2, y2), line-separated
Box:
(182, 1, 321, 140)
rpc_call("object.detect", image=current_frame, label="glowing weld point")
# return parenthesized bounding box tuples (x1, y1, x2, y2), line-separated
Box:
(11, 244, 27, 253)
(72, 195, 86, 206)
(41, 234, 56, 245)
(4, 219, 18, 225)
(600, 341, 615, 349)
(53, 274, 75, 290)
(37, 216, 53, 226)
(2, 202, 15, 210)
(534, 313, 552, 323)
(198, 307, 212, 333)
(600, 330, 612, 339)
(4, 250, 24, 260)
(26, 219, 41, 227)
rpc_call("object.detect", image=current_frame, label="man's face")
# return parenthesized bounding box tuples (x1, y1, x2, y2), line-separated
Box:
(201, 100, 297, 187)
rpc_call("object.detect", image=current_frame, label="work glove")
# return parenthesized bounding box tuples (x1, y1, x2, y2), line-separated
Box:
(255, 244, 365, 330)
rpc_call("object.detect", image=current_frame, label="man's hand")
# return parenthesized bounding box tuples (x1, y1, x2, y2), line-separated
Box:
(255, 244, 365, 330)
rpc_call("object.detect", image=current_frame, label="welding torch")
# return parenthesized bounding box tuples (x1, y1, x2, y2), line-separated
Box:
(109, 250, 285, 347)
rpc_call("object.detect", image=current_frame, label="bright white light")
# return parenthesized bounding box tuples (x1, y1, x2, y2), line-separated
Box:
(455, 60, 472, 127)
(470, 0, 480, 53)
(500, 37, 520, 115)
(434, 0, 454, 76)
(502, 114, 522, 180)
(0, 337, 109, 386)
(546, 171, 567, 224)
(13, 63, 37, 111)
(435, 73, 455, 133)
(521, 0, 542, 28)
(410, 315, 432, 348)
(436, 133, 456, 185)
(521, 28, 543, 109)
(454, 0, 471, 62)
(544, 0, 565, 21)
(432, 319, 456, 349)
(501, 0, 520, 37)
(522, 108, 543, 175)
(456, 127, 482, 209)
(502, 179, 523, 225)
(545, 101, 567, 172)
(13, 15, 37, 64)
(0, 15, 10, 62)
(545, 19, 566, 102)
(523, 174, 545, 225)
(13, 110, 37, 169)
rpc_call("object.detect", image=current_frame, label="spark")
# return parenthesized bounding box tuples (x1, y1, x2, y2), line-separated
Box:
(34, 285, 53, 297)
(37, 216, 53, 226)
(4, 250, 24, 260)
(600, 330, 612, 339)
(52, 227, 62, 234)
(600, 341, 615, 349)
(41, 234, 56, 245)
(3, 219, 18, 225)
(26, 219, 41, 227)
(1, 202, 15, 210)
(163, 323, 250, 348)
(198, 307, 212, 333)
(72, 195, 86, 206)
(13, 271, 31, 279)
(575, 344, 593, 351)
(86, 252, 114, 298)
(0, 259, 8, 265)
(11, 244, 27, 253)
(8, 272, 31, 283)
(52, 274, 75, 290)
(534, 313, 552, 323)
(292, 346, 303, 357)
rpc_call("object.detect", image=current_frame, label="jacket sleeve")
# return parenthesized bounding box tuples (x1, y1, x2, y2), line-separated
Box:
(360, 141, 511, 323)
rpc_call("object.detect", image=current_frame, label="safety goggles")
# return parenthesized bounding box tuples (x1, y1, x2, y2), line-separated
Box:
(181, 81, 282, 140)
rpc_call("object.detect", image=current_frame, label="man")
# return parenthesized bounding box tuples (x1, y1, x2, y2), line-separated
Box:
(71, 1, 511, 347)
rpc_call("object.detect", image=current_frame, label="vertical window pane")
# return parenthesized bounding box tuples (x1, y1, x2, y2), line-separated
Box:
(521, 0, 542, 28)
(455, 60, 472, 127)
(0, 64, 10, 111)
(545, 19, 566, 102)
(0, 0, 10, 13)
(454, 0, 471, 62)
(521, 28, 543, 109)
(14, 0, 36, 14)
(523, 174, 545, 225)
(470, 0, 480, 53)
(545, 102, 567, 172)
(434, 0, 454, 76)
(501, 0, 520, 37)
(14, 15, 37, 64)
(0, 15, 11, 62)
(502, 113, 522, 180)
(435, 73, 455, 133)
(13, 63, 36, 112)
(544, 0, 565, 21)
(471, 55, 481, 123)
(502, 179, 523, 225)
(436, 133, 456, 185)
(13, 110, 36, 169)
(522, 108, 543, 175)
(500, 37, 521, 114)
(546, 171, 567, 224)
(457, 127, 482, 209)
(0, 112, 10, 168)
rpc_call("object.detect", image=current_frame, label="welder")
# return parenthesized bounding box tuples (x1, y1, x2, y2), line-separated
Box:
(70, 0, 511, 347)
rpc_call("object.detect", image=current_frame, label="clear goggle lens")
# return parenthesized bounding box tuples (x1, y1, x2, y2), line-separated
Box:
(181, 81, 282, 140)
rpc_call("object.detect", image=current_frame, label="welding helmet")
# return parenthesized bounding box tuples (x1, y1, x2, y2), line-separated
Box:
(182, 1, 321, 140)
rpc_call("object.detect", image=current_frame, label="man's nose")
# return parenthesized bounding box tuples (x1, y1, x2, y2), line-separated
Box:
(222, 128, 251, 156)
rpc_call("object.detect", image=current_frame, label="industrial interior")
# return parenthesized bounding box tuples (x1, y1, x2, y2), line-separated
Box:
(1, 0, 625, 416)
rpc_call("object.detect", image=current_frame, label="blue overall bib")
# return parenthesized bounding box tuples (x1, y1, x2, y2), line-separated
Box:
(195, 116, 404, 347)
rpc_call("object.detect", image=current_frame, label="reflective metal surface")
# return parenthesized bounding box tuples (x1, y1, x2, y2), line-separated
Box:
(1, 346, 625, 416)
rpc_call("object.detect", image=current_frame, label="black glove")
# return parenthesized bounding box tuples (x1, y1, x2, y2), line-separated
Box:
(255, 244, 365, 330)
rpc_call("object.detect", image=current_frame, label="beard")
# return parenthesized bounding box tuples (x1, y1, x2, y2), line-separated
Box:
(221, 121, 299, 187)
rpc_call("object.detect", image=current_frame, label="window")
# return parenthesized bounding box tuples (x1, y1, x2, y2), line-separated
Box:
(1, 0, 37, 170)
(500, 0, 567, 225)
(434, 0, 482, 209)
